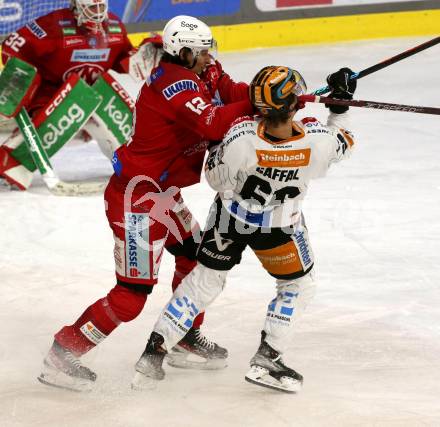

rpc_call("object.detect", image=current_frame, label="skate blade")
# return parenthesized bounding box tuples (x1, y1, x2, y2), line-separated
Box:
(131, 371, 160, 391)
(37, 371, 93, 393)
(245, 366, 302, 394)
(166, 350, 227, 370)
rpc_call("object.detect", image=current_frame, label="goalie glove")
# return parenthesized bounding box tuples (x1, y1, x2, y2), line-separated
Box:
(120, 34, 163, 82)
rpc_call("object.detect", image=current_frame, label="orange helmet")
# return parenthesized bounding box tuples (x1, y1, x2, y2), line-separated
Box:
(250, 66, 307, 116)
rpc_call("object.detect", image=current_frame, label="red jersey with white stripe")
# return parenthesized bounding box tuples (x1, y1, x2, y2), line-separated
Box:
(112, 61, 253, 191)
(1, 8, 133, 109)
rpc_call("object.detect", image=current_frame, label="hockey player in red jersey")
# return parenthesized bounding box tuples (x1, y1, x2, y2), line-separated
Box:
(1, 0, 132, 112)
(38, 15, 254, 392)
(0, 0, 161, 189)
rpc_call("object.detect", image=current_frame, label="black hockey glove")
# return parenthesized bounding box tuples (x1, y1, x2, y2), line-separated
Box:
(326, 67, 357, 114)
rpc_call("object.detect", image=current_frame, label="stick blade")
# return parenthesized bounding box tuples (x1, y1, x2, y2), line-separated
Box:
(49, 179, 108, 197)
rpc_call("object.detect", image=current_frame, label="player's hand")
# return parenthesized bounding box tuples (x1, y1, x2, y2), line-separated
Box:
(123, 41, 163, 81)
(326, 67, 357, 113)
(200, 58, 224, 96)
(326, 67, 357, 99)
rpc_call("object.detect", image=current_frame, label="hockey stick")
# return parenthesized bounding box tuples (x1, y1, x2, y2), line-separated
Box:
(313, 36, 440, 95)
(299, 95, 440, 115)
(15, 109, 107, 196)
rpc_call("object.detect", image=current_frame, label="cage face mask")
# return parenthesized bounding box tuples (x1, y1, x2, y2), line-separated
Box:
(73, 0, 108, 26)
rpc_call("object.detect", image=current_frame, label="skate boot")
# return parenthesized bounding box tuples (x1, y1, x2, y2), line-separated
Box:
(167, 327, 228, 370)
(0, 177, 12, 191)
(245, 332, 303, 393)
(37, 341, 97, 392)
(131, 332, 167, 391)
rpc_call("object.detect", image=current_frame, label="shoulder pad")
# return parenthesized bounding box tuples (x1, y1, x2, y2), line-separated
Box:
(229, 115, 254, 129)
(26, 20, 47, 39)
(300, 116, 329, 135)
(108, 13, 122, 24)
(223, 116, 256, 146)
(152, 63, 200, 94)
(37, 8, 75, 37)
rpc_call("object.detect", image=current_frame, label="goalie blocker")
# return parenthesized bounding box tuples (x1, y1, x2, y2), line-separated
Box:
(0, 70, 135, 190)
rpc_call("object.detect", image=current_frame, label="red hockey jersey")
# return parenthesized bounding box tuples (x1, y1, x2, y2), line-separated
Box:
(112, 61, 253, 191)
(1, 8, 133, 109)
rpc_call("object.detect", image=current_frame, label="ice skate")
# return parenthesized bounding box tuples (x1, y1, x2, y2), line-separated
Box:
(166, 327, 228, 370)
(0, 177, 13, 192)
(131, 332, 167, 391)
(37, 341, 97, 392)
(245, 334, 303, 394)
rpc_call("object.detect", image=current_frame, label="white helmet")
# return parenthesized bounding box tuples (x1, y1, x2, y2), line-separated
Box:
(72, 0, 108, 26)
(162, 15, 214, 57)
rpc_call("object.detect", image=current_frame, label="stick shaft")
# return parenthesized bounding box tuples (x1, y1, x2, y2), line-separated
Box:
(14, 109, 106, 195)
(14, 109, 60, 188)
(313, 36, 440, 95)
(357, 36, 440, 79)
(300, 95, 440, 116)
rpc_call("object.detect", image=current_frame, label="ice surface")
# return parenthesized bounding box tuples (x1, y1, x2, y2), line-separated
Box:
(1, 37, 440, 427)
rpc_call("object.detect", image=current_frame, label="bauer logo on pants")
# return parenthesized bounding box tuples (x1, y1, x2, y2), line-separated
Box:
(80, 322, 107, 345)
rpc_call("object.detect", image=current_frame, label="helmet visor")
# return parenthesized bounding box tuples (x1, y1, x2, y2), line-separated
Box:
(291, 69, 307, 96)
(192, 38, 217, 59)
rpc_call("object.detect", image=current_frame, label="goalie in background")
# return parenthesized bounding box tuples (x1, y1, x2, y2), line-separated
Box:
(0, 0, 162, 189)
(130, 65, 357, 393)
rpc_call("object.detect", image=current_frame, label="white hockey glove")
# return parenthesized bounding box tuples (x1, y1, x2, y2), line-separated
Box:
(123, 35, 163, 82)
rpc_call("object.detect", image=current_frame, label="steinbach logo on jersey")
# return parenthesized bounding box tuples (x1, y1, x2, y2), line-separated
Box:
(162, 80, 199, 100)
(256, 149, 311, 168)
(71, 49, 110, 63)
(26, 21, 47, 39)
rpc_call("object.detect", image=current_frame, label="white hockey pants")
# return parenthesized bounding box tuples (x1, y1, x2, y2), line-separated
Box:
(153, 264, 227, 351)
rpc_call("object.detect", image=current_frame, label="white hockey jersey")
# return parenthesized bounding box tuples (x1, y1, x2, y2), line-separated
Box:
(205, 112, 355, 228)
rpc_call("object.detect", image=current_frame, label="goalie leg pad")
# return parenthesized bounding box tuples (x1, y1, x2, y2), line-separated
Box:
(0, 75, 101, 190)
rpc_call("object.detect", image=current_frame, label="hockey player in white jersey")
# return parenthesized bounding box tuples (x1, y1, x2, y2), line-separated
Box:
(130, 65, 357, 393)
